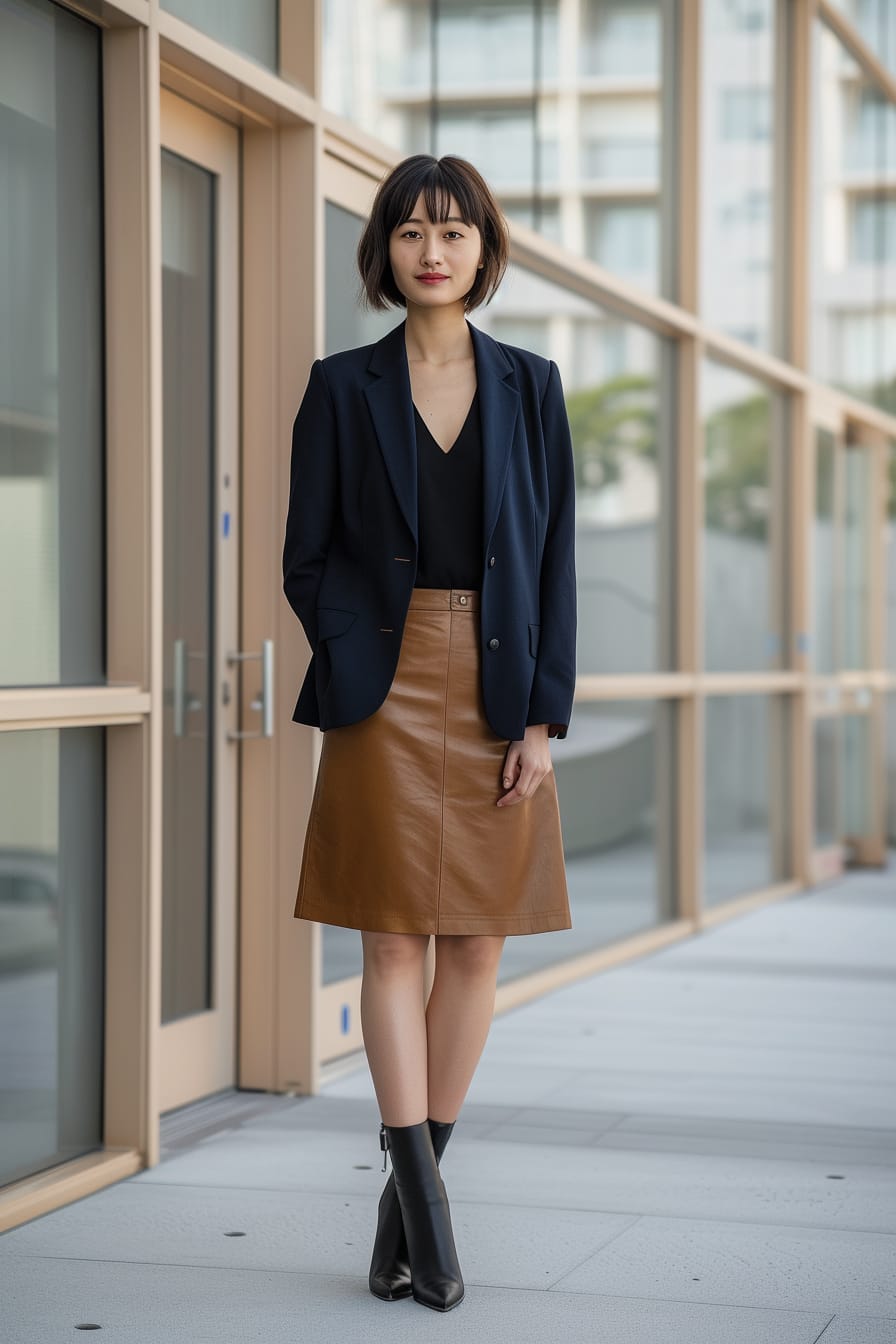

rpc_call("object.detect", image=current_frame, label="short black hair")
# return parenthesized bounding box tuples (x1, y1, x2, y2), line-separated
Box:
(357, 154, 510, 312)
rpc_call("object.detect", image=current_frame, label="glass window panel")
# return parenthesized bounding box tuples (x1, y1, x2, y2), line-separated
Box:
(475, 261, 674, 675)
(813, 715, 838, 848)
(813, 427, 837, 674)
(325, 202, 398, 356)
(498, 698, 676, 985)
(702, 359, 785, 672)
(887, 442, 896, 670)
(584, 200, 659, 292)
(161, 0, 278, 72)
(887, 693, 896, 846)
(701, 0, 776, 353)
(0, 727, 104, 1186)
(850, 193, 896, 265)
(809, 21, 896, 413)
(160, 149, 219, 1024)
(704, 694, 791, 906)
(842, 711, 874, 845)
(842, 444, 873, 668)
(323, 0, 672, 279)
(0, 0, 104, 689)
(436, 1, 559, 87)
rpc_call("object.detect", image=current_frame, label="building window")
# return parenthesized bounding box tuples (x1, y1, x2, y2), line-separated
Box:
(850, 194, 896, 265)
(580, 0, 661, 77)
(719, 87, 772, 140)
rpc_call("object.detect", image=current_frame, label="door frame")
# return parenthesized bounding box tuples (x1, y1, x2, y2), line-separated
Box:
(157, 89, 240, 1113)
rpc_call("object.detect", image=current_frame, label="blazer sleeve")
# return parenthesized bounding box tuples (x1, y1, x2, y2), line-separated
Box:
(282, 358, 337, 651)
(525, 359, 577, 740)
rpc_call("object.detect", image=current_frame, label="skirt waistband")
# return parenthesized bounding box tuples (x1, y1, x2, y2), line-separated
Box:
(409, 586, 480, 611)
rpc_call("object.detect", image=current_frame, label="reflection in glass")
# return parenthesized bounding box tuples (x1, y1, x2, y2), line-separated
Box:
(322, 0, 668, 278)
(0, 728, 104, 1186)
(474, 262, 673, 675)
(813, 427, 837, 674)
(162, 0, 278, 71)
(809, 21, 896, 413)
(499, 699, 676, 985)
(704, 694, 791, 905)
(702, 359, 784, 671)
(700, 0, 775, 351)
(160, 150, 215, 1023)
(813, 714, 838, 848)
(0, 0, 104, 689)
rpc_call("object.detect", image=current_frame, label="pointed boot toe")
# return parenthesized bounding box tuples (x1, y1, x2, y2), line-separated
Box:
(368, 1118, 456, 1302)
(381, 1120, 464, 1312)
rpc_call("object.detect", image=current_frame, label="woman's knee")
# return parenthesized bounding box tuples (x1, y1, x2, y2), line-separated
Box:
(434, 933, 505, 978)
(361, 930, 428, 977)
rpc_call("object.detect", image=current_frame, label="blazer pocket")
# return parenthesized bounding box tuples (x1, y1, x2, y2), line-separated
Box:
(528, 622, 540, 658)
(316, 606, 358, 642)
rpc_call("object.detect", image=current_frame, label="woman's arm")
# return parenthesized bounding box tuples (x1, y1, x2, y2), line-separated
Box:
(282, 358, 338, 651)
(525, 359, 577, 740)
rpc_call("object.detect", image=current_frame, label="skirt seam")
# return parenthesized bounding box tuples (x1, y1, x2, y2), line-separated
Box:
(435, 612, 452, 930)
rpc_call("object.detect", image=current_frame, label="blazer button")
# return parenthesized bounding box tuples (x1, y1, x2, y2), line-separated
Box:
(488, 555, 496, 567)
(488, 637, 500, 650)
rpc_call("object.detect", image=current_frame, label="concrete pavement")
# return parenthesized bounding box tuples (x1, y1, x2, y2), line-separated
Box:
(3, 861, 896, 1342)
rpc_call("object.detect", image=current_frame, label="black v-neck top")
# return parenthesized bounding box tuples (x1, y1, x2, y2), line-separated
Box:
(412, 389, 483, 591)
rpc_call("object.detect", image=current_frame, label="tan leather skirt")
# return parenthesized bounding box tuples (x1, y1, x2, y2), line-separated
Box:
(293, 586, 571, 936)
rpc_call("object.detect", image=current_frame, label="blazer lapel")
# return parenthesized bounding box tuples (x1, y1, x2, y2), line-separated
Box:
(363, 316, 520, 553)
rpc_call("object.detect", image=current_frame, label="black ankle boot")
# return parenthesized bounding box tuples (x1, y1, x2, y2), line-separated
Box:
(378, 1119, 464, 1311)
(369, 1118, 455, 1301)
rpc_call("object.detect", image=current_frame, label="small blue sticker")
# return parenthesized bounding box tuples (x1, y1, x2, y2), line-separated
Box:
(340, 1004, 350, 1034)
(222, 511, 230, 538)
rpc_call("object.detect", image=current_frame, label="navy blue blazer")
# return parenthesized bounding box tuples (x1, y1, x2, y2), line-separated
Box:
(282, 316, 577, 742)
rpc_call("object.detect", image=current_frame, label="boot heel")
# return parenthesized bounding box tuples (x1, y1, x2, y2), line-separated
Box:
(381, 1119, 464, 1312)
(369, 1118, 456, 1302)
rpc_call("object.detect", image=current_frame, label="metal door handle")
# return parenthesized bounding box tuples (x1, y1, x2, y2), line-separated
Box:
(226, 639, 274, 739)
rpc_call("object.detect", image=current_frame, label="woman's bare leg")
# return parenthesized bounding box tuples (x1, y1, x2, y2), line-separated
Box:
(360, 930, 431, 1126)
(424, 934, 505, 1122)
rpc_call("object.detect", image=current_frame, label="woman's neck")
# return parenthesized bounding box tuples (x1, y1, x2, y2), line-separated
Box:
(403, 305, 473, 367)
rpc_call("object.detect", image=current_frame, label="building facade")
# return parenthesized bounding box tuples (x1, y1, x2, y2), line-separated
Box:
(0, 0, 894, 1230)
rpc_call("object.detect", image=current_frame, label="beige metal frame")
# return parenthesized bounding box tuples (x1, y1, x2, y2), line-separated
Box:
(2, 0, 896, 1231)
(156, 89, 241, 1113)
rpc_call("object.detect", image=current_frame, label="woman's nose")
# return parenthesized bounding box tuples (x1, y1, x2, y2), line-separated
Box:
(420, 240, 443, 264)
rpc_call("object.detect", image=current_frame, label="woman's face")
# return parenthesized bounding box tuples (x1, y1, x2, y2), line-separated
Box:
(388, 190, 484, 312)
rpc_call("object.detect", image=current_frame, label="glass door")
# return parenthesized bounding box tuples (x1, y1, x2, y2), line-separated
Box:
(158, 91, 241, 1111)
(809, 399, 886, 879)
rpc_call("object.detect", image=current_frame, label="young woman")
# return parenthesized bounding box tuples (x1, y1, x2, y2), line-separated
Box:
(282, 154, 577, 1312)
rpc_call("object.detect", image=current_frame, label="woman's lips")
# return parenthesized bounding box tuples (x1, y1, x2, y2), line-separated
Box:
(416, 274, 449, 284)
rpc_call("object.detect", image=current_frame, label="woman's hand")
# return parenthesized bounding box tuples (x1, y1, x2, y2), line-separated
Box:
(497, 724, 553, 806)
